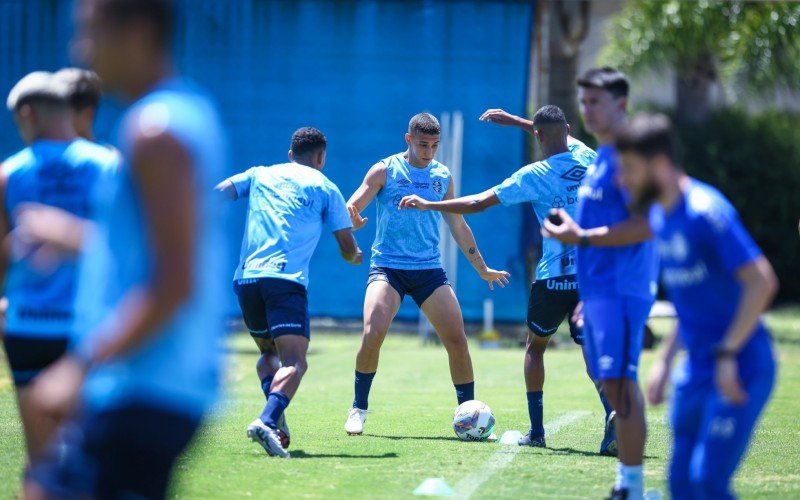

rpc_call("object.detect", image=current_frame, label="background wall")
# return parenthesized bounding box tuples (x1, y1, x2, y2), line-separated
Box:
(0, 0, 536, 321)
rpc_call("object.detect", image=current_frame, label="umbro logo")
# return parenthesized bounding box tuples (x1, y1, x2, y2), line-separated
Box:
(398, 179, 411, 187)
(561, 166, 587, 182)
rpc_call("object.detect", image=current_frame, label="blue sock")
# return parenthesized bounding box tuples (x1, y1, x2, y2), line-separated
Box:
(527, 391, 544, 438)
(455, 382, 475, 405)
(260, 391, 290, 428)
(260, 375, 273, 401)
(353, 371, 376, 410)
(598, 388, 613, 420)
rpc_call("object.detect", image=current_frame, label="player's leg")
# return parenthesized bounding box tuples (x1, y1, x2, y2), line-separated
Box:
(689, 362, 776, 498)
(417, 277, 474, 404)
(667, 375, 706, 499)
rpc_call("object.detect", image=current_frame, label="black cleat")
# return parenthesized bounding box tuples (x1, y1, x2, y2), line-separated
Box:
(518, 431, 546, 448)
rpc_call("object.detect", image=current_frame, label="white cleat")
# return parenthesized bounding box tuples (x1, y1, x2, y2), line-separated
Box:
(345, 408, 368, 435)
(275, 413, 290, 448)
(247, 419, 290, 458)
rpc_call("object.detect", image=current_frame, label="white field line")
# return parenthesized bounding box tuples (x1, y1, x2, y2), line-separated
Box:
(452, 410, 591, 499)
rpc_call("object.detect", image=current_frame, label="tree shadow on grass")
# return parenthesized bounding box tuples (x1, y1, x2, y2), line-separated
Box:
(544, 446, 658, 459)
(365, 434, 463, 442)
(289, 450, 398, 459)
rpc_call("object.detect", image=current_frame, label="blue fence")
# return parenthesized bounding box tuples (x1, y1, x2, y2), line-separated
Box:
(1, 0, 535, 321)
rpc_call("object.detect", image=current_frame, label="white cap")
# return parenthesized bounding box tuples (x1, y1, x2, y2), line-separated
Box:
(6, 71, 71, 111)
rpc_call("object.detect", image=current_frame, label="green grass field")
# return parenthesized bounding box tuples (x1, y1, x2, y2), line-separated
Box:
(1, 308, 799, 499)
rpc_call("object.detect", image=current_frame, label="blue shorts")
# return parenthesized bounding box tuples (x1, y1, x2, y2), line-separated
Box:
(527, 276, 582, 345)
(3, 334, 68, 386)
(29, 403, 201, 499)
(234, 278, 310, 339)
(367, 267, 450, 307)
(668, 354, 775, 499)
(583, 296, 652, 381)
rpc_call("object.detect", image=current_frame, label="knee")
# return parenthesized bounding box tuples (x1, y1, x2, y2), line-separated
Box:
(440, 332, 469, 352)
(601, 382, 622, 408)
(526, 339, 548, 357)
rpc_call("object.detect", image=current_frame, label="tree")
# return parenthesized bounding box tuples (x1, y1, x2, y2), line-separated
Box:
(601, 1, 800, 124)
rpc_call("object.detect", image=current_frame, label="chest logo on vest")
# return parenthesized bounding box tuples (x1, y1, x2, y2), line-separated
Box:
(433, 179, 443, 193)
(560, 166, 587, 182)
(398, 179, 411, 188)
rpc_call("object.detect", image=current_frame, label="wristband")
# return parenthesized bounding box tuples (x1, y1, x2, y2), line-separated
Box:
(713, 344, 738, 360)
(579, 233, 591, 248)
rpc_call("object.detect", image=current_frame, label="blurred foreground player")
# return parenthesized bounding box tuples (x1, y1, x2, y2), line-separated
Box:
(53, 67, 103, 142)
(617, 114, 777, 500)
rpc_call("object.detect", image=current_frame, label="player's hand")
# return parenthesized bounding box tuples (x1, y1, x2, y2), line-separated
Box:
(27, 355, 87, 421)
(479, 268, 510, 291)
(542, 209, 582, 245)
(646, 359, 670, 406)
(571, 300, 584, 330)
(348, 205, 368, 231)
(479, 109, 519, 126)
(398, 195, 429, 211)
(715, 358, 748, 405)
(349, 247, 364, 265)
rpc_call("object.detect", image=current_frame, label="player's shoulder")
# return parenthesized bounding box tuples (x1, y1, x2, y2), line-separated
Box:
(428, 158, 451, 176)
(684, 178, 738, 231)
(67, 138, 120, 167)
(1, 147, 34, 176)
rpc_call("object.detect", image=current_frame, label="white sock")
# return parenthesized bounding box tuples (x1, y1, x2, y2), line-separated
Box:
(615, 462, 624, 489)
(620, 464, 644, 496)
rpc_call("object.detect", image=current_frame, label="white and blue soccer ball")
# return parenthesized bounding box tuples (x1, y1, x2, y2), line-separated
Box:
(453, 400, 495, 441)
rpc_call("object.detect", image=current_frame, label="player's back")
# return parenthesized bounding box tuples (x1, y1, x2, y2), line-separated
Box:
(2, 138, 118, 338)
(232, 162, 350, 286)
(372, 153, 450, 270)
(575, 144, 658, 301)
(74, 78, 228, 416)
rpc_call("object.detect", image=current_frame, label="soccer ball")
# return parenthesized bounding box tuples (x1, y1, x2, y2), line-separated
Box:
(453, 400, 495, 441)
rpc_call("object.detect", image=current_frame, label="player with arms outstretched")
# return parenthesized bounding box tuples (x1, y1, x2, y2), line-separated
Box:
(617, 114, 778, 500)
(217, 127, 362, 458)
(344, 113, 509, 435)
(400, 105, 616, 452)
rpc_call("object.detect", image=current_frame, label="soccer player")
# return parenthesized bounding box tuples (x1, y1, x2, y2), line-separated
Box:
(400, 105, 617, 452)
(542, 68, 657, 499)
(25, 0, 229, 497)
(53, 67, 103, 142)
(216, 127, 362, 458)
(343, 113, 510, 435)
(0, 71, 118, 463)
(617, 113, 778, 500)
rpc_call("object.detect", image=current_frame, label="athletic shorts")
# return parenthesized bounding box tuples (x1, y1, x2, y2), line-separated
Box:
(3, 334, 68, 386)
(582, 296, 652, 381)
(668, 353, 775, 499)
(367, 267, 450, 307)
(527, 276, 582, 345)
(233, 278, 310, 340)
(29, 403, 201, 499)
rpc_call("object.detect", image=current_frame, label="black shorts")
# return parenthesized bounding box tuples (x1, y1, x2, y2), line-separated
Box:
(3, 335, 69, 386)
(367, 267, 450, 307)
(29, 403, 201, 499)
(233, 278, 310, 339)
(527, 276, 583, 345)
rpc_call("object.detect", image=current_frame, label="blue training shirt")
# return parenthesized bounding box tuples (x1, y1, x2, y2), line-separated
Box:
(650, 179, 773, 379)
(227, 162, 351, 287)
(2, 139, 118, 338)
(73, 78, 229, 417)
(493, 145, 597, 280)
(371, 153, 450, 269)
(575, 144, 658, 300)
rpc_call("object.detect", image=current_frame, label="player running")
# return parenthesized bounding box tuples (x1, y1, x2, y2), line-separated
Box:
(0, 71, 118, 464)
(617, 113, 778, 500)
(400, 105, 616, 452)
(344, 113, 509, 435)
(217, 127, 362, 458)
(25, 0, 229, 497)
(543, 67, 658, 500)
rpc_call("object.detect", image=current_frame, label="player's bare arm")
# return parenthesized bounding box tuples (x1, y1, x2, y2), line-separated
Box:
(398, 188, 499, 214)
(215, 179, 238, 200)
(439, 183, 510, 290)
(346, 163, 387, 231)
(334, 228, 363, 265)
(542, 208, 652, 246)
(714, 256, 779, 405)
(479, 109, 533, 131)
(646, 324, 682, 406)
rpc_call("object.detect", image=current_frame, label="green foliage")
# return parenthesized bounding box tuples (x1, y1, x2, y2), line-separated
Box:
(677, 108, 800, 302)
(601, 0, 800, 95)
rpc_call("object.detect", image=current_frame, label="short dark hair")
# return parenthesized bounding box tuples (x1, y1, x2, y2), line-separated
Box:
(533, 105, 567, 126)
(409, 113, 440, 136)
(615, 113, 677, 163)
(96, 0, 175, 47)
(291, 127, 327, 157)
(55, 68, 102, 110)
(577, 67, 630, 99)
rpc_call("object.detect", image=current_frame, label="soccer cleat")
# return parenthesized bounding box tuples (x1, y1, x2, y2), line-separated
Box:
(247, 419, 290, 458)
(518, 431, 546, 448)
(600, 411, 618, 457)
(344, 407, 368, 435)
(606, 487, 629, 500)
(275, 413, 290, 448)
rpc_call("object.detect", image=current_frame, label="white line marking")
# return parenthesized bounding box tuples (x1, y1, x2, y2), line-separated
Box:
(453, 411, 590, 499)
